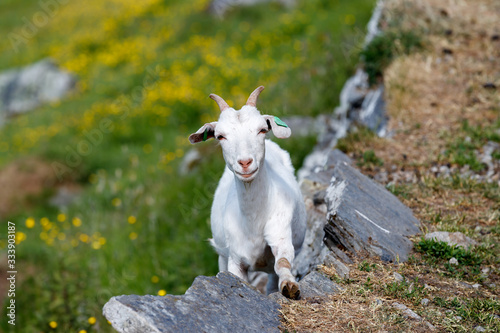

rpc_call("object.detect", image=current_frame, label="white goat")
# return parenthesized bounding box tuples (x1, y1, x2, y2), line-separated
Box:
(189, 86, 306, 299)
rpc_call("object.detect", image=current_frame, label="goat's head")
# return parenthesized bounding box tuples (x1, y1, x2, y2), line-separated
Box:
(189, 86, 291, 182)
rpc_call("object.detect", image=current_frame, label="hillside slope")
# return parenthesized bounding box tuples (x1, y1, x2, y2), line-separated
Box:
(279, 0, 500, 331)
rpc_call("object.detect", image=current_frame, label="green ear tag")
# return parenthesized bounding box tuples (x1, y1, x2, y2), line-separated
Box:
(274, 116, 288, 128)
(202, 128, 208, 141)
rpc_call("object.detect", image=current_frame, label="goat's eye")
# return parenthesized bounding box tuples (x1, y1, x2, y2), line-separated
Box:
(259, 128, 268, 134)
(216, 135, 226, 141)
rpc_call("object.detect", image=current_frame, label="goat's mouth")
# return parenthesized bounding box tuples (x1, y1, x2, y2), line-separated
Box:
(235, 168, 258, 180)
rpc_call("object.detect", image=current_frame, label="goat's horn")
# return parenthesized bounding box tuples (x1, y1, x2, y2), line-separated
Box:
(209, 93, 230, 112)
(245, 86, 265, 107)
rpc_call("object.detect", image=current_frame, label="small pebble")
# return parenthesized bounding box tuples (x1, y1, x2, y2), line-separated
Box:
(472, 283, 480, 289)
(475, 326, 486, 332)
(421, 298, 430, 306)
(454, 316, 462, 321)
(393, 272, 404, 282)
(449, 257, 458, 265)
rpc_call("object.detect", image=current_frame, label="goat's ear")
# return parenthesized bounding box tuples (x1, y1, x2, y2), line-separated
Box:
(263, 115, 291, 139)
(188, 122, 217, 144)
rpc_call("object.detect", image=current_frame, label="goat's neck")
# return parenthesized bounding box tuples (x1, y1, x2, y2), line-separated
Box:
(234, 161, 270, 221)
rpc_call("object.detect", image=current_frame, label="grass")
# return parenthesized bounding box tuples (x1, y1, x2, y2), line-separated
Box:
(0, 0, 376, 331)
(415, 238, 485, 282)
(415, 238, 482, 266)
(383, 277, 428, 306)
(443, 120, 500, 172)
(361, 29, 424, 85)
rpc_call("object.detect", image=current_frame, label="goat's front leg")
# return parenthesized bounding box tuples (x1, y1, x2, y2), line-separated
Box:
(271, 241, 300, 299)
(227, 256, 249, 282)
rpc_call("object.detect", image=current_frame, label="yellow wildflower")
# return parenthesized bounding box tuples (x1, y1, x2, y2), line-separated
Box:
(72, 217, 82, 227)
(25, 217, 35, 228)
(15, 232, 26, 245)
(112, 198, 122, 207)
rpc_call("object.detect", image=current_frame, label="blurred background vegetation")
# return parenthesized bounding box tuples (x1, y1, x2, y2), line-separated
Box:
(0, 0, 375, 331)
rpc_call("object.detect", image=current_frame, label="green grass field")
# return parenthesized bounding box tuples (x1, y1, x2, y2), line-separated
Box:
(0, 0, 375, 331)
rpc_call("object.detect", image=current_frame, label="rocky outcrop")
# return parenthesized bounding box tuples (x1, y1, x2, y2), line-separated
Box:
(294, 148, 420, 278)
(324, 159, 420, 262)
(103, 272, 282, 333)
(0, 58, 75, 124)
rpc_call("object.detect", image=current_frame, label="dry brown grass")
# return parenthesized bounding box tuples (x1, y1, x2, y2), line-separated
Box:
(280, 0, 499, 331)
(376, 0, 499, 169)
(281, 254, 498, 332)
(279, 261, 426, 332)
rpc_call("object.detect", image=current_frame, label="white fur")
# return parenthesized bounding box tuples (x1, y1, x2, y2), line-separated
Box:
(190, 102, 306, 297)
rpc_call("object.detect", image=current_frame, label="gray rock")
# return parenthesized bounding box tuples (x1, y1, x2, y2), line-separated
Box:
(358, 84, 387, 136)
(424, 231, 477, 249)
(49, 185, 81, 208)
(298, 270, 341, 299)
(479, 141, 499, 179)
(364, 0, 385, 46)
(475, 326, 486, 332)
(294, 149, 352, 278)
(392, 302, 422, 321)
(0, 58, 75, 120)
(324, 161, 421, 262)
(103, 272, 281, 333)
(323, 252, 350, 279)
(449, 257, 458, 265)
(208, 0, 295, 17)
(393, 301, 436, 330)
(393, 272, 404, 282)
(374, 171, 389, 184)
(421, 298, 430, 306)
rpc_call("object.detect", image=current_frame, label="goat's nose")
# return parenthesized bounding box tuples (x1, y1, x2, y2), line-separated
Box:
(238, 158, 253, 169)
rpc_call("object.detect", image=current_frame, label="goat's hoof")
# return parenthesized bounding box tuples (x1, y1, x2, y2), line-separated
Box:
(280, 280, 300, 300)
